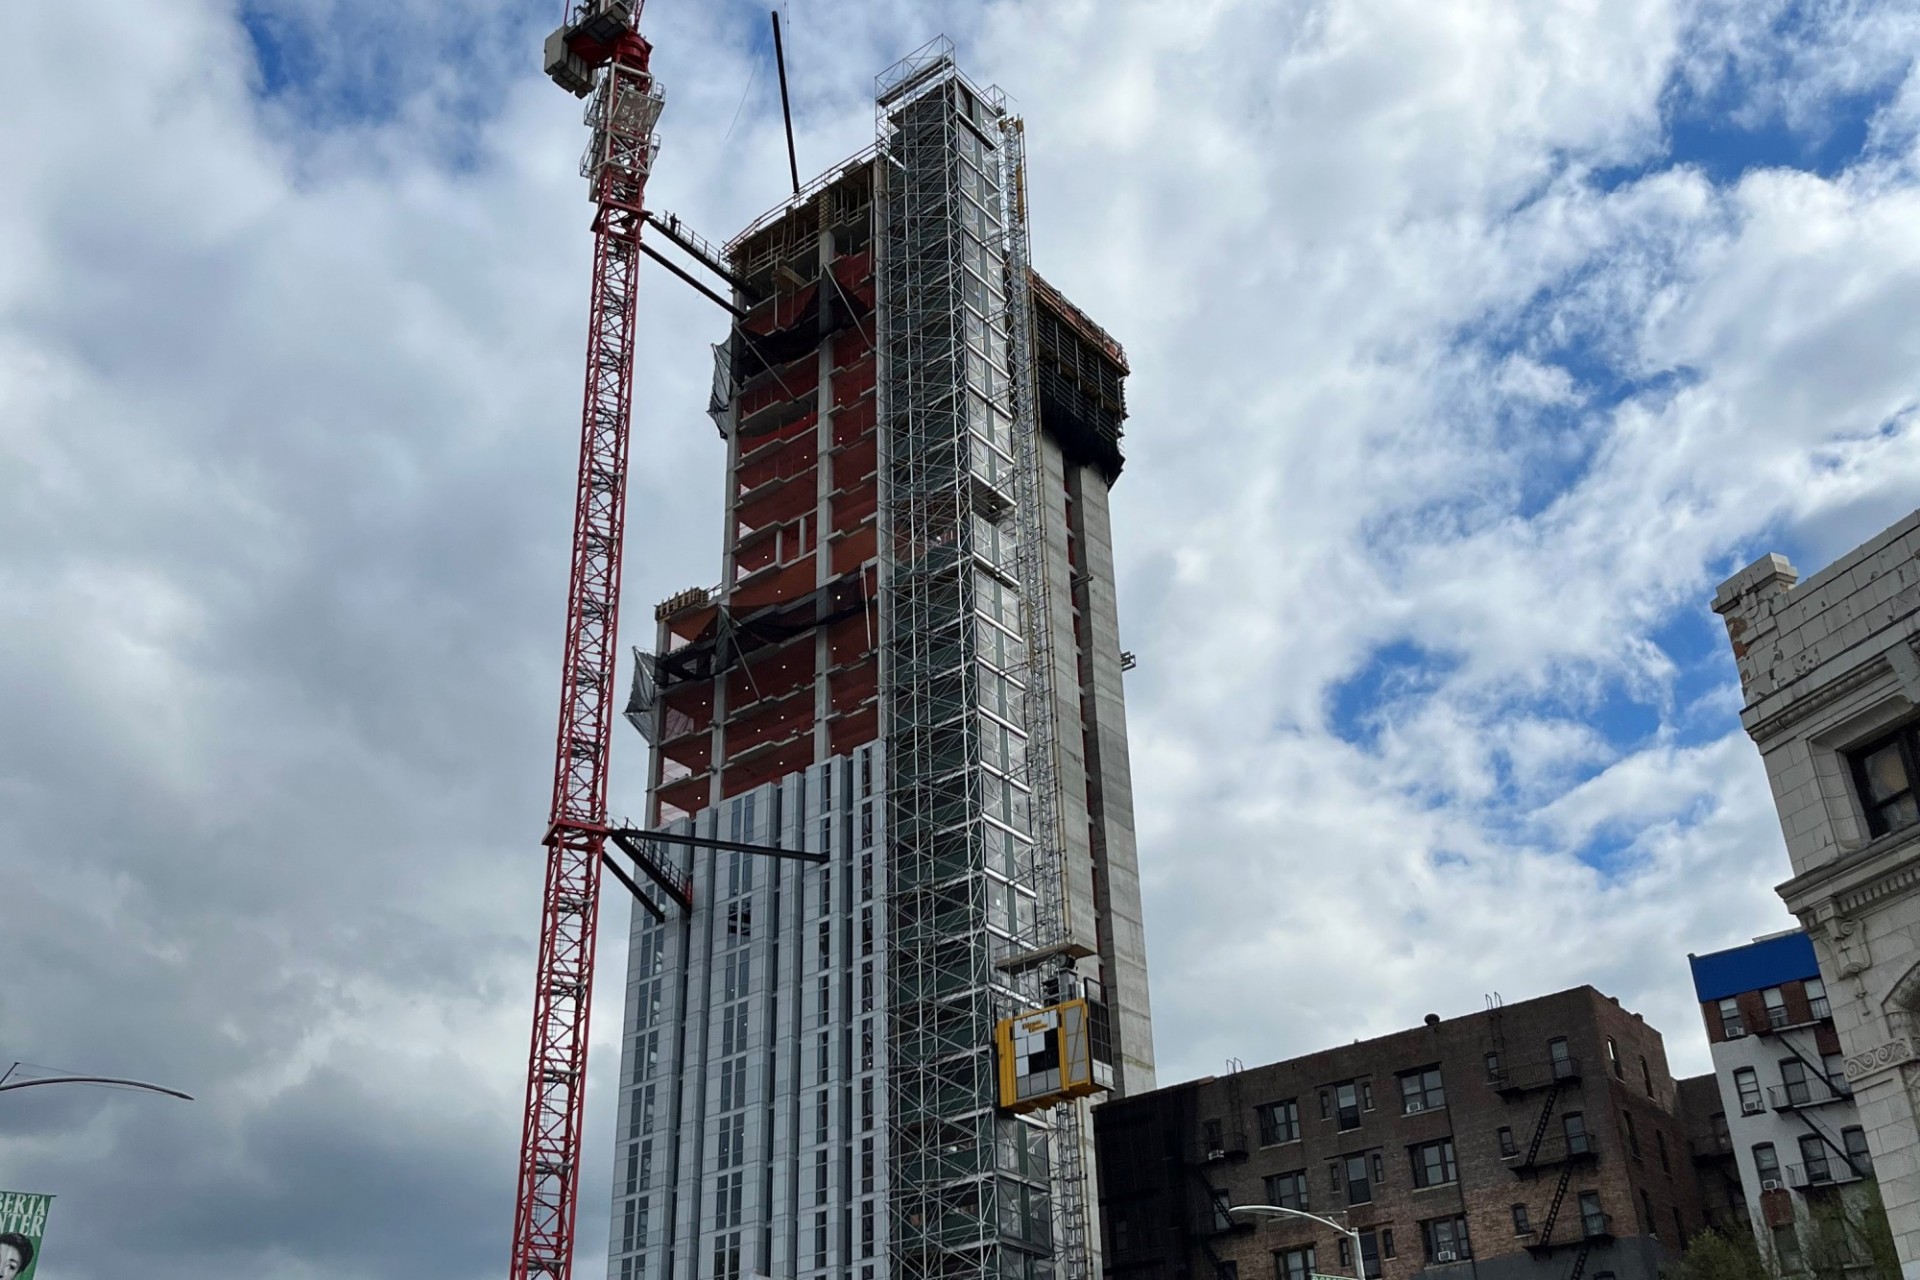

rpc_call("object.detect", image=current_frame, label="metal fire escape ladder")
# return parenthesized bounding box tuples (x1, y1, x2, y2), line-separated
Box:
(1182, 1158, 1241, 1280)
(1535, 1161, 1576, 1248)
(1772, 1028, 1864, 1175)
(1565, 1238, 1595, 1280)
(1522, 1080, 1563, 1169)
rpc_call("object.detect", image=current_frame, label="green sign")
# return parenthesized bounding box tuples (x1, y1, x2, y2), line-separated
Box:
(0, 1192, 52, 1280)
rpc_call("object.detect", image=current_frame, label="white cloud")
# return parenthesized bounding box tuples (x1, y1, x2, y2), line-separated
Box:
(2, 0, 1917, 1275)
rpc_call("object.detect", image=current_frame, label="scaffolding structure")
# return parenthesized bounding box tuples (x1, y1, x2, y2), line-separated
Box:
(1000, 112, 1095, 1280)
(876, 37, 1085, 1280)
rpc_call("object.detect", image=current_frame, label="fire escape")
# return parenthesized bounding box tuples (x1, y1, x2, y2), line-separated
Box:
(1754, 1004, 1870, 1193)
(1491, 1050, 1611, 1280)
(1184, 1081, 1251, 1280)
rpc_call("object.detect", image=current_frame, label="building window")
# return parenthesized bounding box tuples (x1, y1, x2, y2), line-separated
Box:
(1358, 1230, 1382, 1279)
(1333, 1081, 1363, 1130)
(1216, 1265, 1237, 1280)
(1497, 1126, 1516, 1157)
(1399, 1066, 1446, 1113)
(1843, 1126, 1873, 1176)
(1276, 1246, 1315, 1280)
(1548, 1036, 1575, 1079)
(1710, 1111, 1730, 1147)
(1656, 1129, 1670, 1173)
(1410, 1139, 1457, 1188)
(1579, 1191, 1607, 1237)
(1823, 1052, 1850, 1098)
(1780, 1059, 1812, 1107)
(1807, 977, 1830, 1020)
(1640, 1055, 1654, 1097)
(1421, 1215, 1471, 1262)
(1319, 1089, 1331, 1121)
(1512, 1204, 1532, 1235)
(1203, 1119, 1225, 1152)
(1344, 1153, 1373, 1205)
(1562, 1112, 1589, 1156)
(1484, 1050, 1501, 1081)
(1258, 1099, 1301, 1146)
(1734, 1067, 1763, 1115)
(1718, 997, 1745, 1038)
(1672, 1206, 1687, 1248)
(1754, 1142, 1780, 1186)
(1381, 1228, 1395, 1259)
(1606, 1036, 1622, 1078)
(1762, 986, 1789, 1030)
(1622, 1110, 1640, 1158)
(1799, 1134, 1832, 1185)
(1851, 722, 1920, 838)
(1640, 1189, 1656, 1236)
(1774, 1224, 1803, 1274)
(1264, 1171, 1308, 1211)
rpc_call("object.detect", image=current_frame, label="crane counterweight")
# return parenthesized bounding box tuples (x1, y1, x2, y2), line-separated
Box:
(544, 0, 640, 96)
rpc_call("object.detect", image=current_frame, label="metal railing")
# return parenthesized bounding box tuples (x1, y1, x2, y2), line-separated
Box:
(1689, 1133, 1734, 1159)
(1767, 1080, 1851, 1110)
(1487, 1057, 1582, 1091)
(1787, 1160, 1865, 1190)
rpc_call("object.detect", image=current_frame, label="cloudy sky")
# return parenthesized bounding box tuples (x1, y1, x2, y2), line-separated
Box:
(4, 0, 1920, 1274)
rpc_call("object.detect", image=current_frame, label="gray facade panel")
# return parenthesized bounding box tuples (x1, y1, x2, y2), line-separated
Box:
(608, 747, 890, 1280)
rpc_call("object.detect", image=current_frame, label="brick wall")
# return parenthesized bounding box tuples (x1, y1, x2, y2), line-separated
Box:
(1094, 987, 1703, 1280)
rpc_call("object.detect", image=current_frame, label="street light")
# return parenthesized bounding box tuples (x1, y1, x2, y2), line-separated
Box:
(0, 1062, 192, 1102)
(1227, 1203, 1364, 1280)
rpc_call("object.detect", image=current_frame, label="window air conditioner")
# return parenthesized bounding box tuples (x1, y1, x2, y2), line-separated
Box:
(1726, 1027, 1746, 1038)
(1742, 1101, 1766, 1115)
(1435, 1249, 1458, 1263)
(1406, 1100, 1425, 1114)
(1206, 1149, 1226, 1162)
(1761, 1179, 1782, 1192)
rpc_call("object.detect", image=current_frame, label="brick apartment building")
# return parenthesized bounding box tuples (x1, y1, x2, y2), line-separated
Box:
(1675, 1072, 1748, 1235)
(1092, 987, 1704, 1280)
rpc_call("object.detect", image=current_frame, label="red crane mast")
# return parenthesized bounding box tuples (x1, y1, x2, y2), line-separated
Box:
(512, 3, 662, 1276)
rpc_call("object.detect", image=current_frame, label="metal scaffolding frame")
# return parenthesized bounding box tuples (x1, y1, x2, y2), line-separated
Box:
(875, 36, 1087, 1280)
(1000, 114, 1095, 1280)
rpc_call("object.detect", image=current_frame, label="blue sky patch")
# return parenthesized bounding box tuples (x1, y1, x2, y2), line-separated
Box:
(1326, 639, 1460, 746)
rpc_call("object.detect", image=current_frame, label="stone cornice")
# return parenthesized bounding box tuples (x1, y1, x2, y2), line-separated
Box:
(1779, 829, 1920, 917)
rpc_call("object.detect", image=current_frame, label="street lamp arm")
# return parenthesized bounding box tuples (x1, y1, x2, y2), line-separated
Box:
(1227, 1204, 1351, 1236)
(1227, 1203, 1365, 1280)
(0, 1074, 193, 1101)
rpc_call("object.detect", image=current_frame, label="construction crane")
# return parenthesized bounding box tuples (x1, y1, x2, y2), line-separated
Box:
(509, 2, 661, 1276)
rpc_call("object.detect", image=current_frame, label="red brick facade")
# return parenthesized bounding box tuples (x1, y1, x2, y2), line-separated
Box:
(1094, 987, 1706, 1280)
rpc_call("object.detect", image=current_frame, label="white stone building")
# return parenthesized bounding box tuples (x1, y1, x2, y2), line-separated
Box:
(1712, 509, 1920, 1279)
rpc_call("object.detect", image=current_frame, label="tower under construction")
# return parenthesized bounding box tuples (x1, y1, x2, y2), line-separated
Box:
(609, 39, 1154, 1280)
